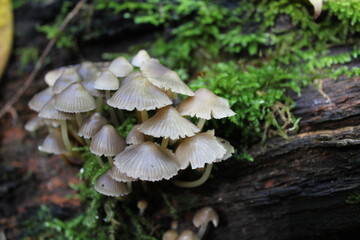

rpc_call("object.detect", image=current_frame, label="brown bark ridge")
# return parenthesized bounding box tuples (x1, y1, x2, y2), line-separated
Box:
(169, 76, 360, 240)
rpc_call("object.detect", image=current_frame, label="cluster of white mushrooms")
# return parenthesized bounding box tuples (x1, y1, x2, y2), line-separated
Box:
(26, 49, 235, 197)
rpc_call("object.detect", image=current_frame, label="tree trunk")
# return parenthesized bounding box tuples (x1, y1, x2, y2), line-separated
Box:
(169, 76, 360, 240)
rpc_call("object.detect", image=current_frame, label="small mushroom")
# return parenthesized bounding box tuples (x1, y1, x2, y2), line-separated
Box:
(141, 59, 194, 96)
(173, 131, 227, 188)
(177, 230, 197, 240)
(38, 99, 74, 152)
(77, 61, 99, 80)
(54, 82, 96, 127)
(52, 68, 81, 94)
(78, 112, 107, 139)
(90, 124, 125, 157)
(131, 49, 151, 67)
(94, 70, 121, 125)
(114, 141, 180, 181)
(175, 130, 226, 170)
(177, 88, 235, 129)
(193, 207, 219, 239)
(24, 117, 44, 132)
(108, 165, 136, 182)
(137, 106, 200, 141)
(107, 73, 172, 111)
(44, 68, 64, 87)
(108, 56, 133, 77)
(94, 170, 130, 197)
(162, 229, 178, 240)
(126, 124, 145, 145)
(215, 137, 234, 162)
(120, 71, 141, 87)
(38, 129, 68, 154)
(28, 87, 53, 112)
(54, 82, 96, 114)
(137, 199, 148, 215)
(94, 70, 120, 91)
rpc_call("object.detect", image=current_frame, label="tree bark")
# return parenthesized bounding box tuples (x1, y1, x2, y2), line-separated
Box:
(168, 76, 360, 240)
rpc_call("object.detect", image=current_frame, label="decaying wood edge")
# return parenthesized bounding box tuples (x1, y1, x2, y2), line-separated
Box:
(165, 76, 360, 240)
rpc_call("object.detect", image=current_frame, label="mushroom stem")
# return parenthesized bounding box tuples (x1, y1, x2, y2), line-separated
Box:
(96, 155, 104, 167)
(136, 111, 142, 123)
(140, 110, 148, 122)
(107, 156, 114, 165)
(69, 131, 85, 146)
(96, 96, 103, 112)
(68, 124, 85, 146)
(197, 224, 208, 240)
(161, 137, 169, 148)
(118, 109, 125, 123)
(197, 118, 206, 130)
(60, 120, 72, 152)
(127, 182, 132, 192)
(106, 91, 119, 126)
(75, 113, 83, 128)
(172, 164, 213, 188)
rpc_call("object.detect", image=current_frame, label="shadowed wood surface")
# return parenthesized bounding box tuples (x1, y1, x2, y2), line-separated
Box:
(166, 76, 360, 240)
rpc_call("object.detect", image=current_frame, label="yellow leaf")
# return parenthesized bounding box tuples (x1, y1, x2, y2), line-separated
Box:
(0, 0, 13, 78)
(309, 0, 323, 19)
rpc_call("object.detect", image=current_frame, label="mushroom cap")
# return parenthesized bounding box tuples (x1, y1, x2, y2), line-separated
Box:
(177, 88, 236, 120)
(137, 106, 200, 140)
(77, 61, 99, 80)
(162, 229, 178, 240)
(193, 207, 219, 228)
(90, 124, 126, 157)
(126, 124, 145, 145)
(215, 137, 234, 162)
(141, 59, 194, 96)
(131, 49, 151, 67)
(177, 230, 197, 240)
(44, 68, 64, 87)
(38, 129, 67, 154)
(94, 170, 130, 197)
(38, 99, 74, 120)
(107, 73, 172, 111)
(140, 59, 168, 78)
(175, 130, 226, 169)
(120, 71, 141, 87)
(108, 165, 137, 182)
(108, 57, 133, 77)
(94, 70, 119, 91)
(114, 141, 180, 181)
(24, 117, 45, 132)
(28, 87, 53, 112)
(54, 83, 96, 113)
(53, 68, 81, 94)
(137, 200, 148, 210)
(78, 112, 108, 139)
(82, 77, 103, 97)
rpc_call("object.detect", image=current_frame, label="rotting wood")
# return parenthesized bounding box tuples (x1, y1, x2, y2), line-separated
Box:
(165, 75, 360, 240)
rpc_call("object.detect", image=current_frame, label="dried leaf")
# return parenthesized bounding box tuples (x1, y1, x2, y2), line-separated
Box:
(309, 0, 323, 19)
(0, 0, 13, 79)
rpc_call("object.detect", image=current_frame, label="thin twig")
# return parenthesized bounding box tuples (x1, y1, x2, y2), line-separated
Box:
(0, 0, 88, 119)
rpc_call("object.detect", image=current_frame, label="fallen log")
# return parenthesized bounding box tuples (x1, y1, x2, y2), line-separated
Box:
(168, 76, 360, 240)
